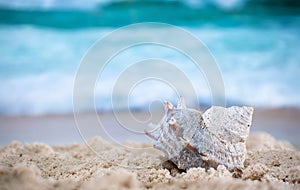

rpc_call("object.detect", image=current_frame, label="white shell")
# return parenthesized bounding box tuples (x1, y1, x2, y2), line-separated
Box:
(145, 98, 254, 171)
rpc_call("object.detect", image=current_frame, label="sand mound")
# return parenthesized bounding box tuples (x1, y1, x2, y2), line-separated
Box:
(0, 133, 299, 189)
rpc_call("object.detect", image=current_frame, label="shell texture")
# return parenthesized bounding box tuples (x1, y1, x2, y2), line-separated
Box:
(145, 97, 254, 171)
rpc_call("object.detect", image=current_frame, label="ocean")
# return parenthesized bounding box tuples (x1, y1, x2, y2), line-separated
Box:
(0, 0, 299, 115)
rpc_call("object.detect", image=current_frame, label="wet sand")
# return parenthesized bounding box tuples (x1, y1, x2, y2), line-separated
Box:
(0, 108, 300, 146)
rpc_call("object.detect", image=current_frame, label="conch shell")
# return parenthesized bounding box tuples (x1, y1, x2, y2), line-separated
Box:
(145, 97, 254, 171)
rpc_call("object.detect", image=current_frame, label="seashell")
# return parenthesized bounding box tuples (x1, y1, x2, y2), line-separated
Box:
(145, 97, 254, 171)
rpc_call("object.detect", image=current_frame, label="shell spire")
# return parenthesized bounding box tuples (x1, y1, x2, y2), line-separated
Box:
(144, 123, 160, 140)
(163, 101, 174, 112)
(177, 96, 186, 109)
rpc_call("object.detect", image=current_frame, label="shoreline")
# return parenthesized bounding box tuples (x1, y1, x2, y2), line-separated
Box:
(0, 108, 300, 146)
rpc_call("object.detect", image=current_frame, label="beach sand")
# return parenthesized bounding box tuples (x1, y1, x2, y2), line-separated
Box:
(0, 109, 300, 189)
(0, 133, 299, 189)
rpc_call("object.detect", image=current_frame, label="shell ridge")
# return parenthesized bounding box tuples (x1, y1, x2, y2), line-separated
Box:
(202, 106, 253, 143)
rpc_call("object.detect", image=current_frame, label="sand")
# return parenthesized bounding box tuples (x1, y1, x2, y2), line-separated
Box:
(0, 132, 299, 190)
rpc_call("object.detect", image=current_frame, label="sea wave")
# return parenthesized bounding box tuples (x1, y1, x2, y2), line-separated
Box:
(0, 0, 249, 10)
(0, 0, 299, 29)
(1, 0, 298, 11)
(0, 24, 299, 115)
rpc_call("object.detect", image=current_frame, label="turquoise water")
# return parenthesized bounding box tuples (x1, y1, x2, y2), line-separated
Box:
(0, 0, 299, 115)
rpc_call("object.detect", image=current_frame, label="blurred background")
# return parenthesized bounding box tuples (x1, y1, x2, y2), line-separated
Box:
(0, 0, 299, 145)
